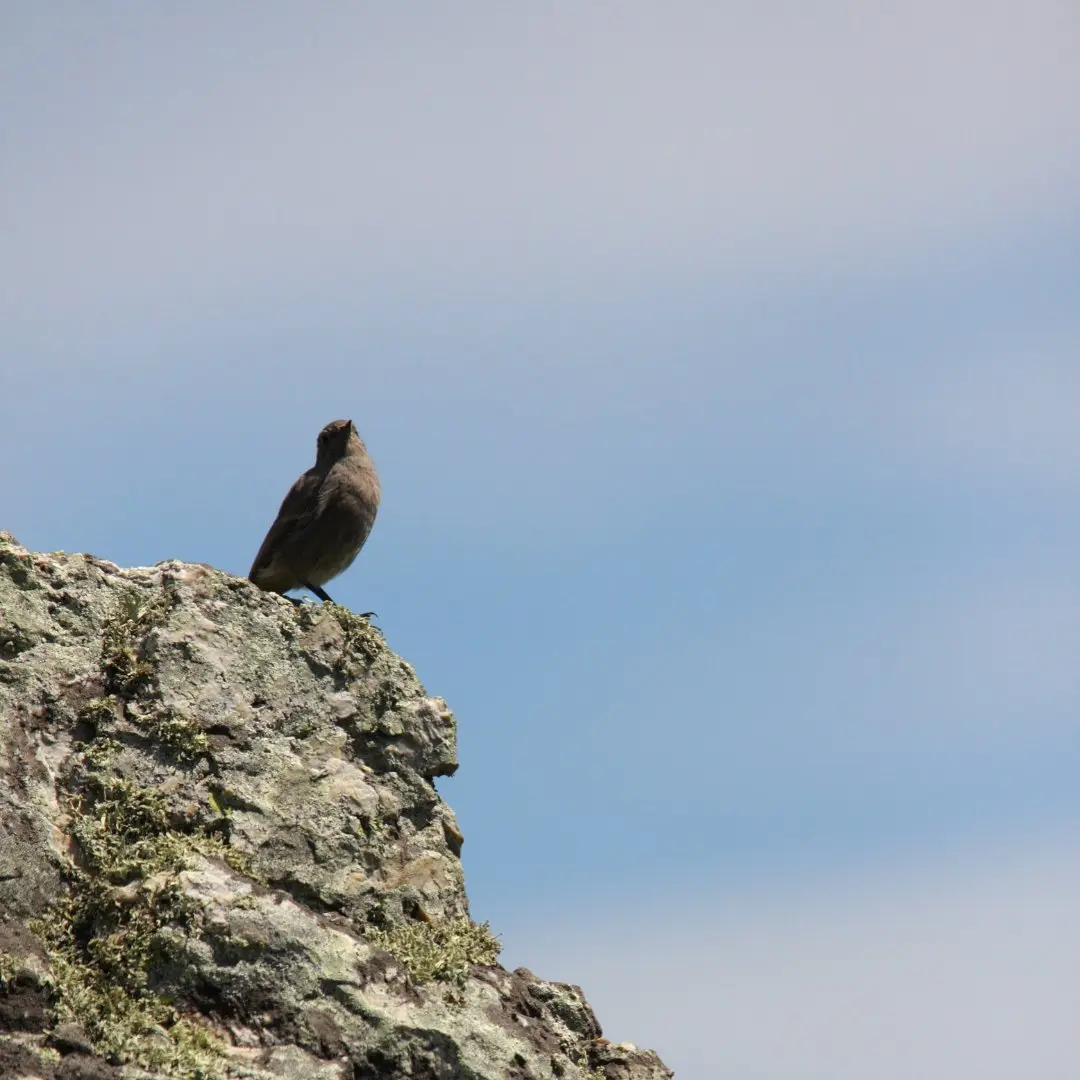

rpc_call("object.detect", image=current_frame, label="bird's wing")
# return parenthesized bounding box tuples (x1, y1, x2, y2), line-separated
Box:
(248, 468, 323, 577)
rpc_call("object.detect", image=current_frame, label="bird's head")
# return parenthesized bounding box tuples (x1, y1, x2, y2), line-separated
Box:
(315, 419, 359, 464)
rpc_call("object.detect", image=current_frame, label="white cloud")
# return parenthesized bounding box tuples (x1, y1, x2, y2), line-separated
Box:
(500, 829, 1080, 1080)
(1, 1, 1077, 334)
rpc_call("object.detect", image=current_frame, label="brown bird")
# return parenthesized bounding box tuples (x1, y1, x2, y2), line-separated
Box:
(249, 419, 380, 605)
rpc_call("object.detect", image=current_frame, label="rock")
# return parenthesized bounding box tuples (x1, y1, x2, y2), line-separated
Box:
(46, 1022, 96, 1055)
(0, 533, 673, 1079)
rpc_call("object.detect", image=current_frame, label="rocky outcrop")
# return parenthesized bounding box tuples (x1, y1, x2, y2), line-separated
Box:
(0, 533, 673, 1079)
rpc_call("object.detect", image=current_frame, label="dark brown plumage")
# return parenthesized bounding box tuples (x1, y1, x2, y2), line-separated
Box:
(249, 419, 380, 604)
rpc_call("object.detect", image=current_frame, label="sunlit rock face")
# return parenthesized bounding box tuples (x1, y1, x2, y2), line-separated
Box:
(0, 533, 672, 1080)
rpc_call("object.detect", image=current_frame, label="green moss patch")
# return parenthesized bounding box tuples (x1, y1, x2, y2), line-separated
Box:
(29, 777, 226, 1078)
(98, 590, 213, 765)
(101, 588, 169, 697)
(326, 603, 384, 669)
(128, 703, 211, 762)
(366, 917, 501, 987)
(0, 949, 24, 986)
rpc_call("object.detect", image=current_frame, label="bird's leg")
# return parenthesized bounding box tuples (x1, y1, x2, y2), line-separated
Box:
(303, 582, 335, 603)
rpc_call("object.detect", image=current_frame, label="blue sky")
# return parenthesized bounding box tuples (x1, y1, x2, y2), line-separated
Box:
(2, 4, 1079, 1077)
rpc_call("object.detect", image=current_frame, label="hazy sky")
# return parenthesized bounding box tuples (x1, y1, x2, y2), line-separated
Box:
(2, 4, 1079, 1077)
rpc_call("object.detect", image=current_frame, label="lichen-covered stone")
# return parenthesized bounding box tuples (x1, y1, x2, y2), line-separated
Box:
(0, 532, 673, 1079)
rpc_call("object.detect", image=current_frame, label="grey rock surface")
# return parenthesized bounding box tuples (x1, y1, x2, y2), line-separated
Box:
(0, 533, 673, 1079)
